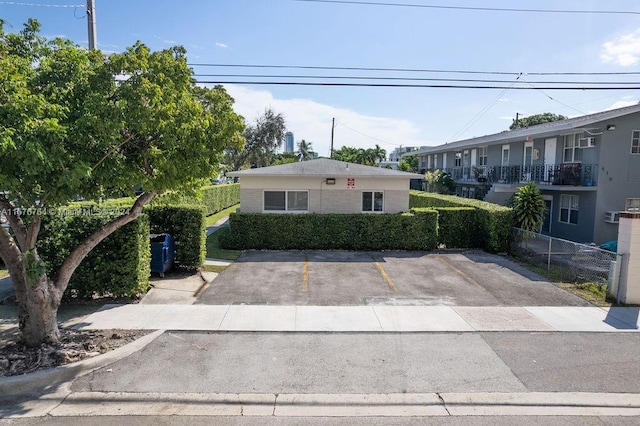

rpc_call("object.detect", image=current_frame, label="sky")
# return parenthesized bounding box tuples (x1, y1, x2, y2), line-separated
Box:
(2, 0, 640, 158)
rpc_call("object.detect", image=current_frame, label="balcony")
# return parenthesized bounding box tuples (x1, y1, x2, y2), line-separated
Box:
(425, 163, 598, 187)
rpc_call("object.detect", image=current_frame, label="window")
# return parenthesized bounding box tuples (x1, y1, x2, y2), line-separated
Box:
(563, 134, 582, 163)
(626, 198, 640, 211)
(478, 147, 487, 166)
(560, 194, 579, 224)
(454, 151, 462, 167)
(362, 191, 383, 212)
(434, 155, 438, 169)
(632, 130, 640, 154)
(264, 190, 308, 212)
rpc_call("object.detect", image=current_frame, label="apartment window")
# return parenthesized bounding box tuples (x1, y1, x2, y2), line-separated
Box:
(362, 191, 384, 212)
(478, 146, 487, 166)
(264, 190, 308, 212)
(563, 134, 582, 163)
(559, 194, 579, 224)
(626, 198, 640, 211)
(632, 130, 640, 154)
(454, 151, 462, 167)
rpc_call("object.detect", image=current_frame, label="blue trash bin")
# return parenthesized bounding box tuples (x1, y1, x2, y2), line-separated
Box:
(150, 233, 175, 277)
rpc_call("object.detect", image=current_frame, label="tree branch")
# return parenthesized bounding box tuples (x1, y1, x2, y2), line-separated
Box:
(92, 133, 134, 171)
(0, 224, 24, 282)
(53, 191, 156, 290)
(0, 196, 28, 252)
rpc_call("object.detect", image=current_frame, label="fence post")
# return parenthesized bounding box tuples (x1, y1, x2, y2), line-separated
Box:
(547, 237, 552, 271)
(608, 255, 622, 301)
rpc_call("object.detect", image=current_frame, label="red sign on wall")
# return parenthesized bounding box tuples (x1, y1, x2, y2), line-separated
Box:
(347, 178, 355, 189)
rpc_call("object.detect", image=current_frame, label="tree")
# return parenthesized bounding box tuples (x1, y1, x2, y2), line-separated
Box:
(0, 20, 244, 346)
(226, 109, 286, 170)
(512, 182, 546, 232)
(372, 144, 387, 163)
(332, 146, 382, 166)
(510, 113, 567, 130)
(297, 139, 312, 161)
(425, 170, 456, 194)
(272, 152, 298, 165)
(398, 155, 419, 173)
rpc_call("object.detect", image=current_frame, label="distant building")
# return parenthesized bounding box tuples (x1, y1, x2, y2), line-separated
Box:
(284, 132, 294, 153)
(389, 146, 418, 162)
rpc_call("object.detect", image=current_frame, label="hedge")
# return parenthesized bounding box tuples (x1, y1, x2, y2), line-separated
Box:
(409, 191, 513, 252)
(146, 204, 206, 268)
(220, 211, 438, 251)
(201, 184, 240, 215)
(413, 207, 479, 248)
(38, 210, 151, 300)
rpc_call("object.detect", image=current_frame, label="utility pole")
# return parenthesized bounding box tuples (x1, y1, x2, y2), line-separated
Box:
(330, 117, 335, 159)
(515, 112, 520, 129)
(87, 0, 97, 50)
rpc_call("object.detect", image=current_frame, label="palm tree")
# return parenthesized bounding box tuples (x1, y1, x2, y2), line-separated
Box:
(297, 139, 313, 161)
(373, 144, 387, 163)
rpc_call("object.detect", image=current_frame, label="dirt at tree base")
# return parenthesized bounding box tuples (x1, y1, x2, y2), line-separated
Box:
(0, 328, 150, 377)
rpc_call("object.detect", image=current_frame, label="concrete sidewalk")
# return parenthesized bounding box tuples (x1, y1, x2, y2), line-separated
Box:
(75, 304, 640, 332)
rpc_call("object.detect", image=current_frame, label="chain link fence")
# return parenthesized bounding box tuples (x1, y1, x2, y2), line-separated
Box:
(510, 228, 621, 291)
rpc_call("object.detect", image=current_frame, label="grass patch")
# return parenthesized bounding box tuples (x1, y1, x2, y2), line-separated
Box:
(202, 264, 228, 273)
(205, 204, 239, 227)
(206, 226, 242, 261)
(0, 266, 8, 279)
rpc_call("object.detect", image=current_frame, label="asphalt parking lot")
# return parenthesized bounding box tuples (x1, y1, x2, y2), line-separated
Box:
(196, 250, 592, 307)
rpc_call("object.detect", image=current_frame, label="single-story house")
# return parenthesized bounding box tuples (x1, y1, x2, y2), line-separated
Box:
(226, 159, 423, 214)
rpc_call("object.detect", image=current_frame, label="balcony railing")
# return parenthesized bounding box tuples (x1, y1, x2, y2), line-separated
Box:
(421, 163, 598, 186)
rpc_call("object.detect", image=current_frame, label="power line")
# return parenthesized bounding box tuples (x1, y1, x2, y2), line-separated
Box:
(293, 0, 640, 16)
(189, 63, 640, 76)
(0, 1, 85, 7)
(193, 74, 640, 85)
(334, 121, 400, 146)
(198, 80, 640, 90)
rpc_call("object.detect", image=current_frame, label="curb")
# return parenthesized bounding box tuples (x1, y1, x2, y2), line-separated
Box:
(0, 329, 165, 397)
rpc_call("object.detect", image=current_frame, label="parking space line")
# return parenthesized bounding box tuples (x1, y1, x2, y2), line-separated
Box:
(436, 256, 487, 291)
(302, 257, 309, 292)
(373, 259, 398, 293)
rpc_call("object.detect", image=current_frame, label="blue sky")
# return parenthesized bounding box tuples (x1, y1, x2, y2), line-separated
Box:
(2, 0, 640, 157)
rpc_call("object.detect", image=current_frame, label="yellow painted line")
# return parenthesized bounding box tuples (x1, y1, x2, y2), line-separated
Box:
(437, 256, 487, 291)
(374, 259, 398, 293)
(302, 257, 309, 292)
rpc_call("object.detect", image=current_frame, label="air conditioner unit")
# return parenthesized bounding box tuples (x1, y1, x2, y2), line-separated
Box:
(604, 211, 620, 224)
(579, 137, 596, 148)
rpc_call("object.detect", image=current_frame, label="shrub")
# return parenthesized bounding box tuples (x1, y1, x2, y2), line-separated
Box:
(38, 211, 150, 300)
(409, 191, 513, 252)
(512, 182, 546, 232)
(201, 184, 240, 215)
(220, 212, 438, 251)
(415, 207, 479, 248)
(146, 204, 206, 268)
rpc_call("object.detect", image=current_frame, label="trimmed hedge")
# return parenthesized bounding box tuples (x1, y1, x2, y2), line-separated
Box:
(201, 184, 240, 216)
(146, 204, 206, 268)
(220, 212, 438, 251)
(413, 207, 479, 248)
(38, 211, 151, 300)
(409, 191, 513, 252)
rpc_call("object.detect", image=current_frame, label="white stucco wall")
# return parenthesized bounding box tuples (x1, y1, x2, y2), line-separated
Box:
(238, 176, 411, 214)
(617, 213, 640, 304)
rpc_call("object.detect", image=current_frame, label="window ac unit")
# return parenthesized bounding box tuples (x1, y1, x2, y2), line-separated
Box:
(604, 211, 620, 224)
(579, 137, 595, 148)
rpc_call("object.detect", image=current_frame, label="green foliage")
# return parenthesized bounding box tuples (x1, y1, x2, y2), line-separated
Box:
(272, 152, 299, 165)
(424, 169, 456, 194)
(510, 112, 567, 130)
(297, 139, 313, 161)
(220, 212, 438, 251)
(409, 191, 514, 252)
(332, 144, 387, 165)
(512, 182, 546, 232)
(38, 212, 150, 300)
(398, 155, 419, 173)
(419, 207, 480, 248)
(200, 184, 240, 216)
(146, 205, 206, 268)
(225, 108, 286, 170)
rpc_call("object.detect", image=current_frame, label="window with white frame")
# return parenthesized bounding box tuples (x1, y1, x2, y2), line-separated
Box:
(362, 191, 384, 212)
(559, 194, 579, 224)
(454, 151, 462, 167)
(563, 134, 582, 163)
(626, 198, 640, 211)
(478, 146, 487, 166)
(632, 130, 640, 154)
(264, 190, 309, 212)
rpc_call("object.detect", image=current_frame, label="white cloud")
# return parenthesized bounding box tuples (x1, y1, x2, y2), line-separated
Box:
(605, 99, 639, 110)
(220, 85, 428, 157)
(163, 39, 178, 45)
(215, 42, 228, 49)
(601, 29, 640, 67)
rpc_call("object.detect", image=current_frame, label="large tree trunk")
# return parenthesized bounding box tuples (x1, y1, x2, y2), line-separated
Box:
(16, 273, 63, 346)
